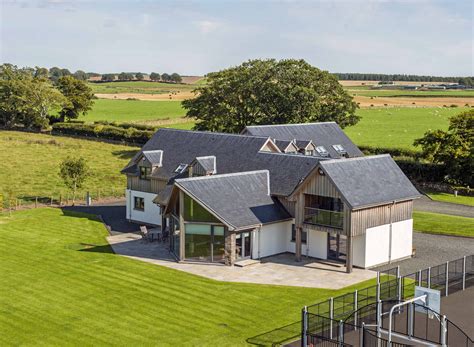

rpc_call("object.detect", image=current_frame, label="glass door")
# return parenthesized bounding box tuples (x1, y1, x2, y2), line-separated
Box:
(236, 232, 251, 259)
(327, 233, 347, 262)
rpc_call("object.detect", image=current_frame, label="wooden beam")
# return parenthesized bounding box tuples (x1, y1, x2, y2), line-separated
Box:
(179, 190, 185, 261)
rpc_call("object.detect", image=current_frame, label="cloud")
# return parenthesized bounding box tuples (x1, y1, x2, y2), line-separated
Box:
(195, 20, 221, 34)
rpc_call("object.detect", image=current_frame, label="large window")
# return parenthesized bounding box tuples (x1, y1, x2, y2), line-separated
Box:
(139, 166, 151, 180)
(291, 224, 307, 244)
(184, 224, 225, 262)
(134, 196, 144, 211)
(183, 194, 220, 223)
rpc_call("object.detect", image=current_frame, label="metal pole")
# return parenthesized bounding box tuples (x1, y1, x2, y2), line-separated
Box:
(360, 322, 365, 347)
(338, 320, 344, 345)
(396, 265, 400, 279)
(301, 306, 308, 347)
(329, 298, 334, 339)
(397, 276, 402, 302)
(408, 302, 414, 337)
(462, 256, 466, 291)
(445, 261, 449, 296)
(418, 270, 422, 286)
(354, 290, 358, 330)
(440, 315, 447, 347)
(428, 267, 431, 289)
(388, 295, 427, 345)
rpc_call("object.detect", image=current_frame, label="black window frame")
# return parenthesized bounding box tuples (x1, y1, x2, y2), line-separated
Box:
(291, 224, 307, 244)
(139, 166, 151, 180)
(134, 196, 145, 211)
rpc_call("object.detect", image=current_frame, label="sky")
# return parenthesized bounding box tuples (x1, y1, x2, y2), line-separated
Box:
(1, 0, 473, 76)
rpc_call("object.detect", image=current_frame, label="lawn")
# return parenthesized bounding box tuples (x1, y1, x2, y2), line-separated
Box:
(0, 131, 137, 201)
(413, 211, 474, 237)
(0, 208, 375, 346)
(344, 107, 468, 149)
(84, 99, 186, 123)
(426, 192, 474, 207)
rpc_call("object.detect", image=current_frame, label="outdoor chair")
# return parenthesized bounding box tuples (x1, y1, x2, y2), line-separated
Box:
(139, 226, 151, 243)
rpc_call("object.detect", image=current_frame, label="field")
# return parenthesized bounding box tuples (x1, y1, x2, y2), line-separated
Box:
(0, 208, 375, 345)
(0, 131, 137, 201)
(413, 211, 474, 237)
(426, 192, 474, 207)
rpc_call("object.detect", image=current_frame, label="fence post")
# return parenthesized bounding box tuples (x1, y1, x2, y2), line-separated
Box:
(301, 306, 308, 347)
(360, 322, 365, 347)
(417, 270, 422, 286)
(428, 267, 431, 289)
(462, 256, 466, 291)
(329, 297, 334, 339)
(35, 197, 38, 208)
(440, 315, 447, 347)
(338, 320, 344, 345)
(445, 261, 449, 296)
(354, 290, 358, 330)
(397, 275, 402, 302)
(408, 302, 414, 337)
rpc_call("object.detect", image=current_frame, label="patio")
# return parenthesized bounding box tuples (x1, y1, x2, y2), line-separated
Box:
(107, 232, 376, 289)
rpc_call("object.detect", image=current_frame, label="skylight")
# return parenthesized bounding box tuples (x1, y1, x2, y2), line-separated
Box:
(315, 146, 329, 157)
(174, 163, 188, 173)
(332, 144, 347, 154)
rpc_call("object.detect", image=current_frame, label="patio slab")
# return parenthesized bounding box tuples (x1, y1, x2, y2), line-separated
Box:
(107, 232, 376, 289)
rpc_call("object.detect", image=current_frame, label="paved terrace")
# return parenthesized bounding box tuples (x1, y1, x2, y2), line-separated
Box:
(107, 232, 376, 289)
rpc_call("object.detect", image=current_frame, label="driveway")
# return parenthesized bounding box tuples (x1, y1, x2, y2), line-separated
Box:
(414, 195, 474, 218)
(373, 232, 474, 275)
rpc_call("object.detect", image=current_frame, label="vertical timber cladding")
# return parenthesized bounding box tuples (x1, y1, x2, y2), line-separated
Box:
(127, 175, 167, 193)
(350, 200, 413, 236)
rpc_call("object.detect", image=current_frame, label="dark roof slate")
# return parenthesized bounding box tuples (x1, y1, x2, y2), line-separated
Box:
(195, 156, 216, 174)
(320, 155, 420, 209)
(175, 171, 292, 230)
(243, 122, 364, 158)
(143, 150, 163, 166)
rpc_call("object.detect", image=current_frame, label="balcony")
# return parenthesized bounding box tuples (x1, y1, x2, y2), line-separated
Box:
(304, 207, 343, 229)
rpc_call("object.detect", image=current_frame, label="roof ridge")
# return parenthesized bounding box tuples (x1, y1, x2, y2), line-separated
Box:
(175, 170, 269, 183)
(246, 122, 337, 128)
(321, 154, 391, 165)
(156, 128, 271, 140)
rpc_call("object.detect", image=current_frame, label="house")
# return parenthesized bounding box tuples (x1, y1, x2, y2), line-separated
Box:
(121, 124, 420, 272)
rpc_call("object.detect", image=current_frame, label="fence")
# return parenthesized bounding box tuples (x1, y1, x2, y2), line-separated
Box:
(0, 187, 125, 213)
(302, 255, 474, 346)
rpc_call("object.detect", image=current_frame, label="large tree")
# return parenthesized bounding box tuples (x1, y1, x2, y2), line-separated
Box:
(135, 72, 145, 81)
(170, 73, 182, 83)
(0, 64, 68, 129)
(150, 72, 160, 81)
(182, 59, 359, 133)
(56, 75, 95, 121)
(414, 109, 473, 187)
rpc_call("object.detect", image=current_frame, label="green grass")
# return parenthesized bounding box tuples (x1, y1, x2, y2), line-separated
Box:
(426, 192, 474, 207)
(346, 88, 474, 98)
(413, 211, 474, 237)
(89, 81, 197, 95)
(0, 208, 375, 345)
(345, 107, 469, 149)
(84, 99, 186, 123)
(0, 131, 137, 201)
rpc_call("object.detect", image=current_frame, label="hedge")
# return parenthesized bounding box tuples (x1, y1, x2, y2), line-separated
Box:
(51, 122, 154, 144)
(92, 120, 158, 131)
(360, 145, 419, 158)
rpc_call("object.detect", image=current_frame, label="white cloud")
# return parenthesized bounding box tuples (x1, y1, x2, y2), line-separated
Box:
(195, 20, 221, 34)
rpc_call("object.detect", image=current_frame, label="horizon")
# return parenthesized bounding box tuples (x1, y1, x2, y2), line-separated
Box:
(1, 0, 473, 76)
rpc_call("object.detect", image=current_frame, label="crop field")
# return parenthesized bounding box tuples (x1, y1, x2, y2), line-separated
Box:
(344, 107, 468, 149)
(0, 208, 376, 346)
(89, 81, 199, 95)
(0, 131, 137, 201)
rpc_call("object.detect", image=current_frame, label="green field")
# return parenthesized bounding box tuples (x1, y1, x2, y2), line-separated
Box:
(426, 192, 474, 207)
(414, 211, 474, 237)
(89, 81, 198, 95)
(0, 131, 137, 201)
(0, 208, 374, 345)
(345, 107, 468, 149)
(346, 88, 474, 98)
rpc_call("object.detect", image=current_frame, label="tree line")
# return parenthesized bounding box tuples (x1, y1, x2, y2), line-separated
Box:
(99, 72, 182, 83)
(0, 64, 94, 130)
(334, 73, 474, 85)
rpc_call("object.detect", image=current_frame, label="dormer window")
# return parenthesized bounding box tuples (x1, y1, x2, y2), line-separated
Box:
(174, 163, 188, 173)
(315, 146, 329, 157)
(139, 166, 151, 180)
(305, 150, 314, 156)
(332, 144, 347, 155)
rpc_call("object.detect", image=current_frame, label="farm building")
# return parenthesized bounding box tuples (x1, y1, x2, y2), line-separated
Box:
(121, 124, 420, 272)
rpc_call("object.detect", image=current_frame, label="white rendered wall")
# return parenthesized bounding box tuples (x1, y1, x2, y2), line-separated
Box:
(125, 189, 162, 226)
(253, 221, 293, 259)
(353, 219, 413, 268)
(287, 229, 327, 260)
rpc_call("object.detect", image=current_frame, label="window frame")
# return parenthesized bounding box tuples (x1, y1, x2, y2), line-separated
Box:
(315, 146, 329, 157)
(139, 166, 151, 180)
(291, 224, 307, 244)
(134, 196, 145, 211)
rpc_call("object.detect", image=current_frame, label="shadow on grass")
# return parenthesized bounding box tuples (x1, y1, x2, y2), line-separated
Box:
(112, 149, 137, 159)
(246, 320, 301, 346)
(61, 208, 102, 222)
(79, 243, 115, 254)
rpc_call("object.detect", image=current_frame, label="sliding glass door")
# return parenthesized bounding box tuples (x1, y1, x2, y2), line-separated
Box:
(184, 224, 225, 262)
(236, 232, 251, 259)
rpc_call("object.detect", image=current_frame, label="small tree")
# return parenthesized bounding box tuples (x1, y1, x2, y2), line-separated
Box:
(170, 73, 182, 83)
(135, 72, 144, 81)
(161, 73, 171, 82)
(59, 157, 90, 205)
(73, 70, 88, 81)
(101, 74, 115, 82)
(150, 72, 160, 81)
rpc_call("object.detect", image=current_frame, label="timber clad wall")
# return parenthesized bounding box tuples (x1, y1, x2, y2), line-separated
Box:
(350, 200, 413, 236)
(279, 198, 296, 216)
(299, 171, 341, 199)
(127, 176, 166, 194)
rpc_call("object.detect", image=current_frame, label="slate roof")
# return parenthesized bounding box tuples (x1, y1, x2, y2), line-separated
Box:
(142, 150, 163, 166)
(123, 128, 322, 205)
(319, 155, 420, 209)
(242, 122, 364, 158)
(294, 140, 313, 149)
(174, 171, 292, 231)
(274, 140, 297, 152)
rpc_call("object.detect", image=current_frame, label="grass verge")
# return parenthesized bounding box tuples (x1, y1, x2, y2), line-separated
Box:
(413, 211, 474, 237)
(0, 208, 375, 346)
(426, 192, 474, 207)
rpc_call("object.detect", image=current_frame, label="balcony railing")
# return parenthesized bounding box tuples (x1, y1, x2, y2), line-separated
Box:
(304, 207, 344, 229)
